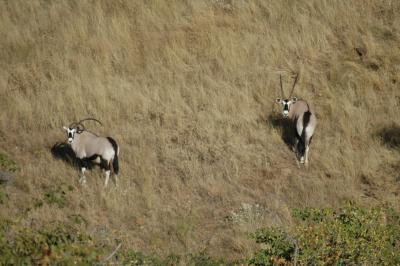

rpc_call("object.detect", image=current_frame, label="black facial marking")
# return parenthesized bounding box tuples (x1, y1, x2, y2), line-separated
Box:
(284, 103, 289, 111)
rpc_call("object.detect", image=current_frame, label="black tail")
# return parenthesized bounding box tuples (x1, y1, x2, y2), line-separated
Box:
(297, 111, 311, 157)
(107, 137, 119, 175)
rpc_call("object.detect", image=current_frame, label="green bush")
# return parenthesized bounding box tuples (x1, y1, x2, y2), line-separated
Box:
(33, 184, 74, 209)
(248, 203, 400, 265)
(0, 220, 102, 265)
(248, 228, 295, 266)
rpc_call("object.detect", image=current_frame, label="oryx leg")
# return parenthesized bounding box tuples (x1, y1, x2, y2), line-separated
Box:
(110, 159, 118, 186)
(296, 136, 306, 164)
(295, 122, 305, 164)
(114, 174, 118, 186)
(299, 143, 306, 164)
(105, 170, 110, 187)
(293, 135, 299, 153)
(304, 146, 310, 165)
(79, 159, 88, 185)
(104, 160, 111, 187)
(304, 136, 313, 166)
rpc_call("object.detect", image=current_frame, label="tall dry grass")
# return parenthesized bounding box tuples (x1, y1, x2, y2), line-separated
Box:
(0, 0, 399, 259)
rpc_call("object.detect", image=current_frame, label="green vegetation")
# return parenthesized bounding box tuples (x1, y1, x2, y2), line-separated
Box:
(0, 218, 226, 265)
(0, 152, 19, 173)
(0, 187, 7, 204)
(248, 203, 400, 265)
(0, 220, 102, 265)
(42, 184, 73, 208)
(32, 184, 74, 210)
(0, 152, 16, 205)
(1, 203, 398, 265)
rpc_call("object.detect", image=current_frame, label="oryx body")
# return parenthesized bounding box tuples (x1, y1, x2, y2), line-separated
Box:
(275, 74, 317, 165)
(63, 118, 119, 186)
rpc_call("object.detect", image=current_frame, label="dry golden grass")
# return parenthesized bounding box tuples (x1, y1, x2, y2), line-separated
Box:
(1, 0, 400, 260)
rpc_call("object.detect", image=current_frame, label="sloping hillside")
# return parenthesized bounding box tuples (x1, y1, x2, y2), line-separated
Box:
(0, 0, 399, 261)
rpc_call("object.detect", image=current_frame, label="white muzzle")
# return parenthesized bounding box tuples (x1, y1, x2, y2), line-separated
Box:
(283, 110, 289, 117)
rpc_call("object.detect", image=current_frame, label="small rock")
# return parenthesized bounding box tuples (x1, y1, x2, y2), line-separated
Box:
(354, 47, 367, 57)
(0, 171, 13, 184)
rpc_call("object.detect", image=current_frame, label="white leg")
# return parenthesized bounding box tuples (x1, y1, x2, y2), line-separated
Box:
(105, 170, 110, 186)
(114, 175, 118, 186)
(305, 146, 310, 166)
(79, 167, 87, 184)
(300, 156, 305, 164)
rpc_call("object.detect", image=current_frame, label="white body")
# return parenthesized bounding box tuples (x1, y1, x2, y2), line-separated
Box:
(71, 131, 115, 162)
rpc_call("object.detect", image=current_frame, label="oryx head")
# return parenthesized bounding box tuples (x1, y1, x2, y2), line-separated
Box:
(276, 97, 298, 117)
(275, 73, 299, 118)
(63, 118, 102, 144)
(63, 123, 84, 144)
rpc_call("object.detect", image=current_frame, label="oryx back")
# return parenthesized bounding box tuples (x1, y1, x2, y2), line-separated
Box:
(289, 100, 316, 135)
(72, 131, 115, 161)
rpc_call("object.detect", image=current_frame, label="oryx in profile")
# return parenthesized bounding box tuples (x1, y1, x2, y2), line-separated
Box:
(275, 74, 317, 166)
(63, 118, 119, 186)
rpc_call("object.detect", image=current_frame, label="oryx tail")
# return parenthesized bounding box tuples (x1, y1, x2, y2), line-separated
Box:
(298, 110, 312, 157)
(107, 137, 119, 175)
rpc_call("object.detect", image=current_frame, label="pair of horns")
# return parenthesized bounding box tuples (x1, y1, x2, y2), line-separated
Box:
(279, 73, 299, 99)
(69, 118, 102, 132)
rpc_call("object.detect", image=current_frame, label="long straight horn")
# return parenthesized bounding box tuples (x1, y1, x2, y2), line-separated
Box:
(279, 74, 285, 98)
(288, 73, 299, 98)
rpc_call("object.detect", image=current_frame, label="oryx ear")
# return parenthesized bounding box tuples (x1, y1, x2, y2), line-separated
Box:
(63, 126, 68, 131)
(291, 97, 297, 102)
(275, 98, 281, 103)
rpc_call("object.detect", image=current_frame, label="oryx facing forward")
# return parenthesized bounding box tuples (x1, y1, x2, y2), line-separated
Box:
(63, 118, 119, 186)
(275, 74, 317, 166)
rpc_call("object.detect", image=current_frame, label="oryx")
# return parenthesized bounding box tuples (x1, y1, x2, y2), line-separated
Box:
(63, 118, 119, 186)
(275, 74, 317, 165)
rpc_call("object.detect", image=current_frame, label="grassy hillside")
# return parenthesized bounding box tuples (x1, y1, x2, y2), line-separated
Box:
(0, 0, 399, 261)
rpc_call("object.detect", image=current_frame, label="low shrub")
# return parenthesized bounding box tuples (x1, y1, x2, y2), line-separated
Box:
(0, 220, 102, 265)
(248, 202, 400, 265)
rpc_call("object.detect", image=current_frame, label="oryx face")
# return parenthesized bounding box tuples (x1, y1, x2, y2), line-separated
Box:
(276, 97, 297, 117)
(63, 126, 77, 144)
